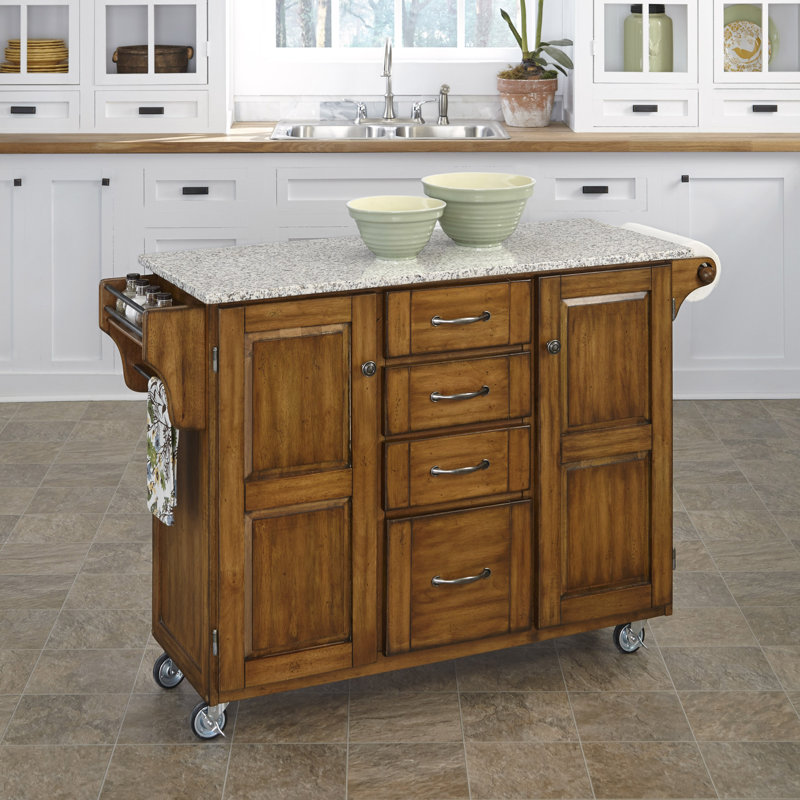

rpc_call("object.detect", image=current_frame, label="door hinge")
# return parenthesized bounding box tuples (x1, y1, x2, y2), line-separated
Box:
(211, 346, 218, 373)
(672, 547, 677, 570)
(212, 628, 218, 656)
(591, 39, 598, 57)
(671, 298, 677, 321)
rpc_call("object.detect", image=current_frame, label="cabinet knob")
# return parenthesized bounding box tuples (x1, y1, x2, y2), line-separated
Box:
(697, 263, 716, 285)
(546, 339, 561, 355)
(361, 360, 377, 377)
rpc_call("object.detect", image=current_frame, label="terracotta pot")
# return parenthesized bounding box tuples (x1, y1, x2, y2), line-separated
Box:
(112, 45, 194, 74)
(497, 76, 558, 128)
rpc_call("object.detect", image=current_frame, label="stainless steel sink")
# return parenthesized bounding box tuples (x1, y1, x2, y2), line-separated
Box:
(270, 119, 509, 140)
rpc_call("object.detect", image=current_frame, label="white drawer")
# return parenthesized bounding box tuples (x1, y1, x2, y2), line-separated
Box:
(535, 175, 647, 213)
(94, 91, 208, 132)
(0, 91, 79, 132)
(143, 166, 270, 226)
(707, 91, 800, 131)
(143, 228, 262, 255)
(592, 89, 698, 128)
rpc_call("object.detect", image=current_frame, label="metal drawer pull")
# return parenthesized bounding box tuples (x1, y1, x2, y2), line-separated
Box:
(139, 106, 165, 115)
(430, 458, 489, 476)
(432, 567, 491, 587)
(431, 310, 491, 326)
(430, 385, 489, 403)
(582, 185, 609, 194)
(632, 104, 658, 113)
(10, 106, 36, 114)
(753, 104, 778, 113)
(182, 186, 210, 195)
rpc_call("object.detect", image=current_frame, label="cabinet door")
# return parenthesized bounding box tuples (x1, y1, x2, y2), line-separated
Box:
(537, 266, 673, 628)
(217, 295, 380, 694)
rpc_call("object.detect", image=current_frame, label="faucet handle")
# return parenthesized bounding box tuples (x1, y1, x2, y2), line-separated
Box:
(343, 99, 368, 123)
(411, 99, 436, 123)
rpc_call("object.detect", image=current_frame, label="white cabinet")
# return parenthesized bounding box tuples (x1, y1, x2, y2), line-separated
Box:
(566, 0, 800, 130)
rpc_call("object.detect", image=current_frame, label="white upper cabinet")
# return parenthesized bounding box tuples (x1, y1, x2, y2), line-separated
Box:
(566, 0, 800, 130)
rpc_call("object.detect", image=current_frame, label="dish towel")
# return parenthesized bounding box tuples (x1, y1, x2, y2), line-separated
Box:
(146, 376, 179, 526)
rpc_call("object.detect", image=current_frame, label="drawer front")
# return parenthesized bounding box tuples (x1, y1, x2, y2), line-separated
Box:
(549, 176, 647, 213)
(708, 91, 800, 131)
(385, 353, 531, 435)
(385, 281, 531, 357)
(94, 91, 209, 132)
(0, 92, 79, 132)
(386, 502, 531, 653)
(592, 90, 698, 128)
(385, 426, 530, 510)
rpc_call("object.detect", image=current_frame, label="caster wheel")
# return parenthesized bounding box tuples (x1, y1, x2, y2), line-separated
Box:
(190, 701, 227, 740)
(613, 623, 645, 653)
(153, 652, 184, 689)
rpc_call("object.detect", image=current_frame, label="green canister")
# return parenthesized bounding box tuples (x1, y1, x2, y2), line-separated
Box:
(624, 4, 674, 72)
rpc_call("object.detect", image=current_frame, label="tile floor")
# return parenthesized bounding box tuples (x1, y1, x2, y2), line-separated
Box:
(0, 398, 799, 799)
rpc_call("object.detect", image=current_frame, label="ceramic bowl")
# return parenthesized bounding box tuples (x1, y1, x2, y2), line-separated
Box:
(346, 195, 446, 260)
(421, 172, 535, 248)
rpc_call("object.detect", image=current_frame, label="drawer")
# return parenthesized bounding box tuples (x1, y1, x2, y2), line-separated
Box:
(384, 353, 531, 435)
(592, 89, 698, 128)
(385, 426, 530, 510)
(0, 91, 79, 132)
(386, 501, 531, 653)
(708, 91, 800, 131)
(548, 175, 647, 213)
(94, 91, 208, 132)
(143, 167, 270, 226)
(385, 281, 531, 358)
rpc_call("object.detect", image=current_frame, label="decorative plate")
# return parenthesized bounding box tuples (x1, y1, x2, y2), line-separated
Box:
(723, 4, 779, 72)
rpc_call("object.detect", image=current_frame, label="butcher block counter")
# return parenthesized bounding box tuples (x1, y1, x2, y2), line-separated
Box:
(98, 217, 718, 738)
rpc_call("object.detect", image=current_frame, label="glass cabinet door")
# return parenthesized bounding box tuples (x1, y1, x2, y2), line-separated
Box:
(594, 0, 698, 83)
(715, 0, 800, 81)
(0, 0, 78, 84)
(96, 0, 206, 84)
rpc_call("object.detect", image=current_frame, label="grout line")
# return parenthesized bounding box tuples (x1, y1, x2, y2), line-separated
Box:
(454, 661, 472, 800)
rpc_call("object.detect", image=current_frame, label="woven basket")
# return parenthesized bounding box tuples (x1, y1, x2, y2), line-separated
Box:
(112, 44, 194, 73)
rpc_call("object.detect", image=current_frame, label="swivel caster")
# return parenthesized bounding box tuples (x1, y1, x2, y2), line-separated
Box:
(190, 701, 228, 740)
(613, 622, 646, 653)
(153, 652, 184, 689)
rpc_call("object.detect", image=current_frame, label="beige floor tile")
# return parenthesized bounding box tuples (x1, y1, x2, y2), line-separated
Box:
(556, 629, 672, 691)
(117, 692, 230, 744)
(570, 691, 693, 742)
(0, 694, 19, 740)
(14, 402, 88, 421)
(81, 400, 146, 421)
(0, 515, 18, 543)
(0, 649, 38, 694)
(661, 646, 781, 690)
(25, 649, 142, 695)
(0, 421, 76, 442)
(674, 539, 716, 571)
(349, 660, 457, 693)
(68, 420, 133, 442)
(676, 482, 768, 513)
(0, 441, 62, 465)
(232, 691, 347, 743)
(81, 541, 151, 573)
(723, 571, 800, 606)
(0, 464, 47, 487)
(582, 741, 715, 799)
(700, 741, 800, 798)
(648, 606, 757, 647)
(46, 609, 151, 650)
(4, 693, 128, 744)
(788, 690, 800, 715)
(673, 459, 747, 486)
(0, 575, 73, 610)
(26, 485, 114, 515)
(348, 742, 468, 800)
(0, 744, 112, 800)
(672, 511, 700, 542)
(455, 641, 565, 692)
(223, 743, 345, 800)
(0, 608, 57, 648)
(739, 605, 800, 646)
(673, 438, 731, 463)
(705, 538, 800, 571)
(64, 572, 151, 610)
(348, 691, 462, 742)
(680, 690, 800, 741)
(94, 513, 152, 543)
(42, 461, 126, 488)
(752, 481, 800, 517)
(673, 572, 736, 607)
(0, 487, 35, 515)
(763, 646, 800, 690)
(0, 542, 89, 575)
(101, 743, 229, 800)
(8, 513, 101, 543)
(53, 439, 136, 465)
(108, 484, 149, 516)
(465, 742, 592, 799)
(460, 691, 576, 742)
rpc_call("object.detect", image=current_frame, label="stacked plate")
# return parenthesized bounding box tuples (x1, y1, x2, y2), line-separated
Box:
(1, 38, 69, 73)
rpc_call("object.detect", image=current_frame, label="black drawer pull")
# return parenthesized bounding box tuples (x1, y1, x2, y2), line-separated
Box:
(752, 104, 778, 113)
(582, 185, 609, 194)
(182, 186, 210, 195)
(10, 106, 36, 115)
(632, 104, 659, 113)
(138, 106, 165, 115)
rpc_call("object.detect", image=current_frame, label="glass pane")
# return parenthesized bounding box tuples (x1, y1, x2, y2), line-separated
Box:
(339, 0, 392, 46)
(1, 5, 22, 75)
(107, 5, 148, 74)
(466, 0, 515, 47)
(604, 3, 631, 72)
(277, 0, 332, 47)
(768, 3, 800, 72)
(402, 0, 456, 47)
(154, 5, 197, 73)
(607, 2, 683, 74)
(723, 2, 766, 72)
(25, 5, 70, 74)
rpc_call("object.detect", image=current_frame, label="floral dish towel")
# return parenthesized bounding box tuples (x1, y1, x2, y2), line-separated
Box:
(146, 376, 179, 526)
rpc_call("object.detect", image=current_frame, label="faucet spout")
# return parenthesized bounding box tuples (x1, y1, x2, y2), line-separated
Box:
(381, 38, 395, 120)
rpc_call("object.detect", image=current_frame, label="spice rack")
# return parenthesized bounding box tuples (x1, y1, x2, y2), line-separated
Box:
(99, 276, 207, 429)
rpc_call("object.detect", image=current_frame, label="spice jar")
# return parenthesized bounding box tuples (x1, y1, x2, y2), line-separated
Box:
(155, 292, 173, 308)
(117, 272, 141, 314)
(126, 279, 150, 324)
(624, 4, 673, 73)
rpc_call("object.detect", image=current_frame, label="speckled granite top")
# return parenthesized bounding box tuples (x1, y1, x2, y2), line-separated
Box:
(138, 218, 695, 305)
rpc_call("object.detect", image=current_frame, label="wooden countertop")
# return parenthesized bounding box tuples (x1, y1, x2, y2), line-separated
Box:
(3, 122, 800, 154)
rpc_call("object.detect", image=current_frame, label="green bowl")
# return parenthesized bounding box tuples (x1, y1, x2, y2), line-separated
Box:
(421, 172, 535, 248)
(346, 195, 446, 260)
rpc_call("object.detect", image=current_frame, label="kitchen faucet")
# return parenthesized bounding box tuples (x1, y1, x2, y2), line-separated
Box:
(381, 38, 395, 121)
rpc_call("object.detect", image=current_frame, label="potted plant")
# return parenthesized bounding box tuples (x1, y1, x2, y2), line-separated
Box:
(497, 0, 573, 127)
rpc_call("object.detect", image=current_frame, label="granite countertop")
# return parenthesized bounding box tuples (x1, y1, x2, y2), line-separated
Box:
(139, 218, 696, 305)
